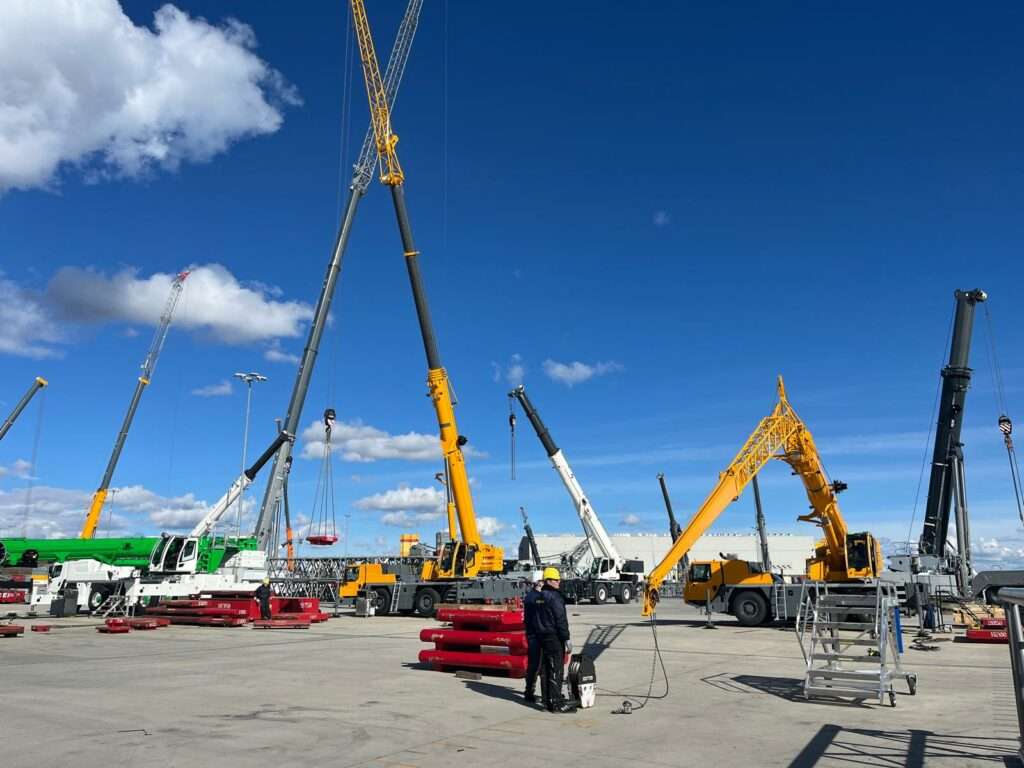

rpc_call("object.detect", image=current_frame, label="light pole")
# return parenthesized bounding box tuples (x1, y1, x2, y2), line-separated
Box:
(233, 372, 268, 536)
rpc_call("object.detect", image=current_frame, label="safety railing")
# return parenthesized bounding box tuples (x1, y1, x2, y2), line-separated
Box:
(998, 588, 1024, 764)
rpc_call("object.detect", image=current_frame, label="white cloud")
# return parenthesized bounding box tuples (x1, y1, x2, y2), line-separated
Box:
(0, 0, 299, 193)
(47, 264, 313, 344)
(620, 513, 642, 527)
(491, 353, 525, 387)
(191, 380, 233, 397)
(477, 516, 506, 537)
(542, 358, 623, 387)
(0, 482, 217, 539)
(355, 485, 445, 513)
(653, 210, 671, 227)
(0, 459, 34, 480)
(264, 340, 300, 365)
(380, 510, 444, 528)
(0, 277, 64, 358)
(300, 418, 484, 463)
(973, 535, 1024, 570)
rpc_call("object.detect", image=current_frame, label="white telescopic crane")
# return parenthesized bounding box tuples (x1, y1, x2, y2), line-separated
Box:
(509, 385, 623, 578)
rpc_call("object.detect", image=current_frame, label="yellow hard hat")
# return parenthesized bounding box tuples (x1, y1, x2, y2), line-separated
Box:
(262, 578, 270, 585)
(543, 566, 561, 581)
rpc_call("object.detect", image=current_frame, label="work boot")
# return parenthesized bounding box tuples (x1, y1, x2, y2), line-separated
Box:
(551, 701, 577, 714)
(524, 691, 536, 704)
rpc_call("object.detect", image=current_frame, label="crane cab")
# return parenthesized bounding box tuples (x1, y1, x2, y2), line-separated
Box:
(149, 535, 200, 575)
(683, 559, 774, 605)
(805, 532, 882, 581)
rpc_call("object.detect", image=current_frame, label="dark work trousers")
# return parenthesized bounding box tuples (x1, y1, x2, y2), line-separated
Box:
(525, 635, 541, 695)
(539, 634, 566, 710)
(259, 599, 271, 620)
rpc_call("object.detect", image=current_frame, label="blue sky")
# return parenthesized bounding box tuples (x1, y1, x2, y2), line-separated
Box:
(1, 2, 1022, 568)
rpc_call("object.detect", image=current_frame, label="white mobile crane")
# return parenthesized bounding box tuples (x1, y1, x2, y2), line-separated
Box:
(509, 385, 643, 603)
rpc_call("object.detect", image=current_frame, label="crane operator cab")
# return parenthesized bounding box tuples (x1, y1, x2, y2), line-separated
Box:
(805, 532, 883, 582)
(149, 534, 200, 575)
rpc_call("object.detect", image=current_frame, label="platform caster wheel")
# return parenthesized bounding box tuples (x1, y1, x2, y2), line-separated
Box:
(907, 674, 917, 695)
(888, 691, 896, 707)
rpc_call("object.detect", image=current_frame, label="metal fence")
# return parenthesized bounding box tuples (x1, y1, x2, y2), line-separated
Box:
(999, 587, 1024, 764)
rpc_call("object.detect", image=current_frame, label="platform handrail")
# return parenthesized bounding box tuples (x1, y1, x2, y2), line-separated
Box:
(998, 588, 1024, 764)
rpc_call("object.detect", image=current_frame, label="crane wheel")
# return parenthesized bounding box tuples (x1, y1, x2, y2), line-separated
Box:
(18, 549, 39, 568)
(592, 585, 608, 605)
(732, 591, 769, 626)
(615, 585, 632, 604)
(373, 587, 392, 616)
(88, 585, 111, 613)
(415, 588, 441, 617)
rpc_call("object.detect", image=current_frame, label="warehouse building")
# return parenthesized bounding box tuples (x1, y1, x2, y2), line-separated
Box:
(532, 532, 817, 579)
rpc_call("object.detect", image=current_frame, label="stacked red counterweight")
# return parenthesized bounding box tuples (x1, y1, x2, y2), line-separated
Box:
(419, 604, 528, 677)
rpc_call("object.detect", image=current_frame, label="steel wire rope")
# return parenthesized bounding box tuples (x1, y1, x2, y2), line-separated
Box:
(982, 304, 1024, 525)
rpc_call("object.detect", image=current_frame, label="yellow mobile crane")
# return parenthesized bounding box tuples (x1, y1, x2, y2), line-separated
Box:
(343, 1, 514, 616)
(642, 378, 882, 624)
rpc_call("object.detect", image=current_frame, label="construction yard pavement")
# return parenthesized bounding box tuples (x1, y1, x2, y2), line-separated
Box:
(0, 600, 1017, 767)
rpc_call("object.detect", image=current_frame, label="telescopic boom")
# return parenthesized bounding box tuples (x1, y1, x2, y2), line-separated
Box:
(0, 377, 47, 442)
(253, 0, 424, 549)
(81, 270, 189, 539)
(350, 0, 502, 576)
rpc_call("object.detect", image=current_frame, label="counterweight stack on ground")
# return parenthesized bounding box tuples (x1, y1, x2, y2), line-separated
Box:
(797, 581, 917, 706)
(418, 605, 529, 677)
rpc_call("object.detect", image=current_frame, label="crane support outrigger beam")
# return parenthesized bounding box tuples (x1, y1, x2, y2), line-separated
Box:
(253, 0, 424, 550)
(0, 377, 47, 443)
(81, 270, 189, 539)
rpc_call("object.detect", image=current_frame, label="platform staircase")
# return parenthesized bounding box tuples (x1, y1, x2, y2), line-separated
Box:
(796, 581, 916, 706)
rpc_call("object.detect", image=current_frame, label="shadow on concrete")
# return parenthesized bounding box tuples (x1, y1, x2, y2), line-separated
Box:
(787, 724, 1020, 767)
(462, 680, 535, 706)
(581, 624, 629, 660)
(702, 673, 875, 708)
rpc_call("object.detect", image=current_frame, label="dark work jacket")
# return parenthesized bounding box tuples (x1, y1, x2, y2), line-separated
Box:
(524, 588, 543, 638)
(254, 585, 271, 604)
(531, 584, 570, 643)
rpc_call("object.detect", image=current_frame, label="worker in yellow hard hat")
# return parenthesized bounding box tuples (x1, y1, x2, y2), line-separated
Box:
(523, 575, 545, 704)
(534, 566, 576, 713)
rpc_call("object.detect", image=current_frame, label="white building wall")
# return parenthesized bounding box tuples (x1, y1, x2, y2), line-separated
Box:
(532, 533, 816, 579)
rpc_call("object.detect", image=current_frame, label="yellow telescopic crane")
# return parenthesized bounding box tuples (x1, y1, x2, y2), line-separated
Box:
(80, 270, 190, 539)
(349, 0, 502, 578)
(642, 377, 882, 616)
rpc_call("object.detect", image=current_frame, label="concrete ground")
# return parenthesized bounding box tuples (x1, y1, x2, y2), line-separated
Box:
(0, 601, 1018, 768)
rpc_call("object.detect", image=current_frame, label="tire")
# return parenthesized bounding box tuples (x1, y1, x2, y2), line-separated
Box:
(88, 585, 110, 613)
(732, 591, 769, 627)
(373, 587, 392, 615)
(615, 585, 632, 604)
(592, 584, 608, 605)
(415, 587, 441, 617)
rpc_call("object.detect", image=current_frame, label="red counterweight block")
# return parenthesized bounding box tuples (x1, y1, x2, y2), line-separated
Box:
(419, 606, 529, 677)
